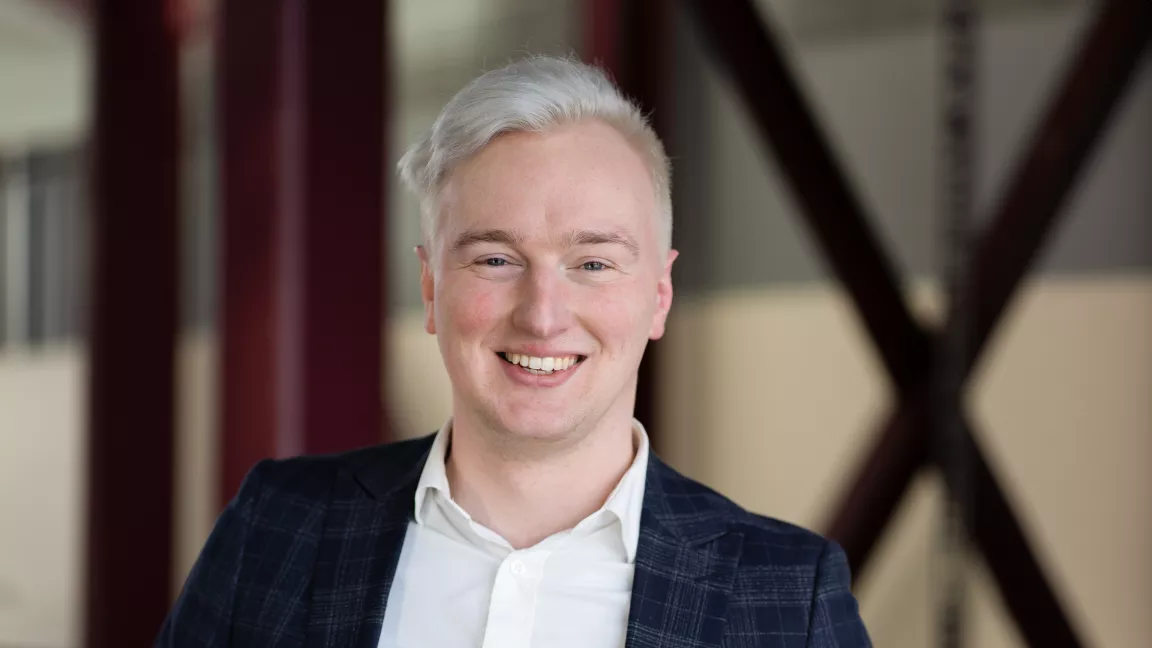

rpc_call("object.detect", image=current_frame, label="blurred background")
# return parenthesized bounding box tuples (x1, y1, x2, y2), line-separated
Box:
(0, 0, 1149, 646)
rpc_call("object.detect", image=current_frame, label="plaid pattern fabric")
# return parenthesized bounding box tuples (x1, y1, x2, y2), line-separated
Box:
(157, 435, 870, 647)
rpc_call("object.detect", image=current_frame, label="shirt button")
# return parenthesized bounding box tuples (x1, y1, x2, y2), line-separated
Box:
(509, 559, 526, 576)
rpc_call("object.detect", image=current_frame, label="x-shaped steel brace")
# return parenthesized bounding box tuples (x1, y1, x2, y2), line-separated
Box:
(681, 0, 1151, 644)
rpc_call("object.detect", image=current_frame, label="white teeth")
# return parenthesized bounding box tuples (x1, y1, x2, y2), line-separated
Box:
(502, 353, 580, 373)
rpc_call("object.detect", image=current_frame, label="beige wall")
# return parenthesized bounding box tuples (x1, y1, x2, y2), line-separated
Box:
(0, 333, 219, 646)
(0, 347, 84, 648)
(0, 1, 87, 148)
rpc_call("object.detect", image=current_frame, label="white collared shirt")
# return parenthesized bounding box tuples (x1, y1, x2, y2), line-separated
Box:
(376, 420, 650, 648)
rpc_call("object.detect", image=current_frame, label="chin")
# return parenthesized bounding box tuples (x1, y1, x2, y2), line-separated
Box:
(490, 404, 586, 442)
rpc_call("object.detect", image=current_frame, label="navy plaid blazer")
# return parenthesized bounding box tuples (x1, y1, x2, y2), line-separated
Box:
(157, 435, 871, 647)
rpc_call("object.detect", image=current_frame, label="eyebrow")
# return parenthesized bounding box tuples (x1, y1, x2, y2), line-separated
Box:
(563, 229, 640, 259)
(449, 228, 527, 253)
(448, 227, 641, 259)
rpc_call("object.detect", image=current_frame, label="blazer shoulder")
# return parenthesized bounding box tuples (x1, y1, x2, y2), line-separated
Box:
(655, 459, 831, 565)
(704, 486, 845, 585)
(732, 509, 836, 569)
(734, 509, 829, 550)
(649, 458, 832, 563)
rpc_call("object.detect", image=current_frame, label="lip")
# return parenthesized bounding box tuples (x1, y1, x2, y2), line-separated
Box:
(496, 351, 584, 388)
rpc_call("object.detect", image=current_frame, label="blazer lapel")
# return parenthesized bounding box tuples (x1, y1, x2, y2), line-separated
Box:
(626, 456, 743, 648)
(306, 436, 435, 648)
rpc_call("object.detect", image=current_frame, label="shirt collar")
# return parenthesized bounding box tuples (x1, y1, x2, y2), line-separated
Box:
(413, 419, 651, 562)
(412, 419, 454, 527)
(603, 419, 650, 562)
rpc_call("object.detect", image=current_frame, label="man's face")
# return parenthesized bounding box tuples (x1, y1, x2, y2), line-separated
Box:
(419, 120, 676, 445)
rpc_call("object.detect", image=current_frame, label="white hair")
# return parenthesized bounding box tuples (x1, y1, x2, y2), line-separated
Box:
(397, 56, 672, 257)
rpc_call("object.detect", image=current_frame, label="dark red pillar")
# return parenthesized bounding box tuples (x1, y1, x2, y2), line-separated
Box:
(85, 0, 179, 646)
(218, 0, 294, 500)
(218, 0, 388, 503)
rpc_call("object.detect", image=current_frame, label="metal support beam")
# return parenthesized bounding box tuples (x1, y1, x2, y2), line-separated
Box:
(218, 0, 388, 503)
(682, 0, 1150, 644)
(680, 0, 935, 579)
(825, 393, 931, 575)
(680, 0, 933, 394)
(218, 0, 292, 509)
(943, 4, 1151, 645)
(836, 0, 1150, 587)
(959, 0, 1152, 377)
(85, 0, 179, 645)
(297, 1, 388, 456)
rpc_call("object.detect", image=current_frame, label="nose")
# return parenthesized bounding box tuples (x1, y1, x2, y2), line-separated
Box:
(511, 265, 571, 339)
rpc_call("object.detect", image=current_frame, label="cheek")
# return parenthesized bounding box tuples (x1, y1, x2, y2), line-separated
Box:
(578, 284, 655, 346)
(439, 281, 503, 338)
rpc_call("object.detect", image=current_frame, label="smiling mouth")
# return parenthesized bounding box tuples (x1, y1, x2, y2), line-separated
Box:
(498, 352, 586, 376)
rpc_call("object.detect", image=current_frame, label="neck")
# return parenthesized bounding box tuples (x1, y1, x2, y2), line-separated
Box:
(445, 412, 637, 549)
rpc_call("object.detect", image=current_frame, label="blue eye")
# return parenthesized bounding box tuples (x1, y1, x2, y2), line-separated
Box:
(483, 258, 508, 267)
(582, 261, 607, 271)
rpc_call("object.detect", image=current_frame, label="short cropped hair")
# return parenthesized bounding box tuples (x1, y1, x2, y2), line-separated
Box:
(398, 56, 672, 256)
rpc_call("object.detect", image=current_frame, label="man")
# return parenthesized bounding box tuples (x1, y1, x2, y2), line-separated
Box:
(158, 56, 871, 647)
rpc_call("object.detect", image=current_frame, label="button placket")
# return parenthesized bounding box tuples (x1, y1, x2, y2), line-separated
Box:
(480, 552, 548, 648)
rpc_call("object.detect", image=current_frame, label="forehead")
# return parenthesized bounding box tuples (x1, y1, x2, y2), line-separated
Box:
(438, 121, 658, 245)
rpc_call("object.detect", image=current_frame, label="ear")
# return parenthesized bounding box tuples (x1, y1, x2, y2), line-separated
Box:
(648, 249, 678, 340)
(416, 245, 436, 335)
